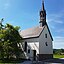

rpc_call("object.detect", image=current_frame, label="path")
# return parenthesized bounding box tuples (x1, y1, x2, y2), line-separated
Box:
(18, 58, 64, 64)
(21, 61, 32, 64)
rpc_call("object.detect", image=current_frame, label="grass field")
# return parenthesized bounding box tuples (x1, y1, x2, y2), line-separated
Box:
(53, 54, 64, 58)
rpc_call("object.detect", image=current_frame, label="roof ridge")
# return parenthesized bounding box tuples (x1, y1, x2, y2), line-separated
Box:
(19, 25, 46, 39)
(20, 26, 40, 32)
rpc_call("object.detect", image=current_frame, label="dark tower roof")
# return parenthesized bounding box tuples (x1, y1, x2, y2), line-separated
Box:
(39, 0, 46, 27)
(42, 0, 45, 11)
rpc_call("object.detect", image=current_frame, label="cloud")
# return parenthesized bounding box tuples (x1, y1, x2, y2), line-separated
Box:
(56, 29, 64, 33)
(54, 36, 64, 42)
(47, 13, 64, 24)
(53, 36, 64, 49)
(4, 0, 11, 10)
(4, 3, 10, 10)
(46, 18, 55, 29)
(46, 12, 64, 30)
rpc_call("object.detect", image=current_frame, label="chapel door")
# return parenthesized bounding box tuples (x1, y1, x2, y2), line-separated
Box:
(24, 41, 27, 52)
(33, 50, 36, 61)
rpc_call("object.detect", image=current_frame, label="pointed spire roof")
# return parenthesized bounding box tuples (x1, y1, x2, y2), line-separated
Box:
(42, 0, 45, 11)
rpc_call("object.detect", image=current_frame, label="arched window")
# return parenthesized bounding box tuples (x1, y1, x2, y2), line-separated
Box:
(45, 42, 48, 46)
(45, 34, 47, 38)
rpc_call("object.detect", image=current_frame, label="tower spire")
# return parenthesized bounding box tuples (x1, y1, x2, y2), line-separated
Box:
(39, 0, 46, 27)
(42, 0, 45, 11)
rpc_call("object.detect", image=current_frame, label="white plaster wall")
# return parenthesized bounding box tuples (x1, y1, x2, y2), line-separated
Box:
(22, 38, 39, 59)
(39, 26, 53, 54)
(27, 42, 39, 58)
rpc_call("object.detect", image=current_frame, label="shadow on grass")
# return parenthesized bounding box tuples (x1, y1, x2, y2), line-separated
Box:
(0, 58, 29, 63)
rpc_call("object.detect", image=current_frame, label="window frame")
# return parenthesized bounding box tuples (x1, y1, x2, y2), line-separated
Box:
(45, 34, 47, 38)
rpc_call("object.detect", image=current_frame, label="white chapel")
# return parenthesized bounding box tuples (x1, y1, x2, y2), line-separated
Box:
(19, 1, 53, 60)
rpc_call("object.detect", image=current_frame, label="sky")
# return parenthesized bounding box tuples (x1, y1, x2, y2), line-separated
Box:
(0, 0, 64, 49)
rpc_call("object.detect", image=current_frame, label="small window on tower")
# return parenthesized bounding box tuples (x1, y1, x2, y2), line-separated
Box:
(45, 42, 48, 46)
(45, 34, 47, 38)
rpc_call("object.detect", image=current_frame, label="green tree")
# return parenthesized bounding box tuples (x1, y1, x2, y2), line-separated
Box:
(61, 48, 64, 53)
(0, 22, 23, 59)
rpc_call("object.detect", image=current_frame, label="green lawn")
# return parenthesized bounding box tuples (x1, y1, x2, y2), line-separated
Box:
(53, 54, 64, 58)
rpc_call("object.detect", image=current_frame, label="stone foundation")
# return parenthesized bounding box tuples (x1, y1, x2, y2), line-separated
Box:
(37, 54, 53, 61)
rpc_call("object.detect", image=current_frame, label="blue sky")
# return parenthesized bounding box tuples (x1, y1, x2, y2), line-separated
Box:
(0, 0, 64, 49)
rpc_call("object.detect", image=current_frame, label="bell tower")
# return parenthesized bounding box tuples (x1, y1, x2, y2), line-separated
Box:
(39, 0, 46, 27)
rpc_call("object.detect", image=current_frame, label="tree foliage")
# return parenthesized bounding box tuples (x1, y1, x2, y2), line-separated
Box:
(53, 49, 64, 55)
(0, 23, 22, 59)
